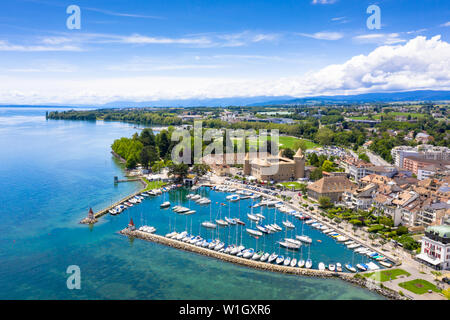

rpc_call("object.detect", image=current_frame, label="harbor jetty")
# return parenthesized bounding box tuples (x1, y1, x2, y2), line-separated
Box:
(120, 228, 406, 300)
(80, 178, 147, 225)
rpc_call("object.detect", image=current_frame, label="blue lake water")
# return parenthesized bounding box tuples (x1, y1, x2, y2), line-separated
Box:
(0, 107, 384, 300)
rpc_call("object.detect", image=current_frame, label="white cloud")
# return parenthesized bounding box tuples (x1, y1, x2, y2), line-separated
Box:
(0, 36, 449, 104)
(0, 40, 83, 52)
(353, 33, 406, 45)
(312, 0, 337, 4)
(298, 32, 344, 40)
(441, 22, 450, 27)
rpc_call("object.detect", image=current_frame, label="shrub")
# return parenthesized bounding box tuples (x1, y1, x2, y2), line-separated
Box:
(368, 224, 384, 233)
(349, 219, 363, 226)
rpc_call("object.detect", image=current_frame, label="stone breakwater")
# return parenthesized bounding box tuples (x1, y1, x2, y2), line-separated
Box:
(80, 178, 147, 224)
(120, 228, 408, 300)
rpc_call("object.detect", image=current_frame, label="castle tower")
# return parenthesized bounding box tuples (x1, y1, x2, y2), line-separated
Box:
(243, 153, 251, 176)
(294, 148, 305, 179)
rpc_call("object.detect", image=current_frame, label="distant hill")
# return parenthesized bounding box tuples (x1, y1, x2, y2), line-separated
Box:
(2, 90, 449, 108)
(247, 90, 450, 106)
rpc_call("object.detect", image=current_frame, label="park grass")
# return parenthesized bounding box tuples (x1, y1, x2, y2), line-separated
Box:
(363, 269, 411, 282)
(398, 279, 441, 295)
(142, 178, 167, 192)
(349, 112, 426, 121)
(231, 136, 319, 150)
(279, 181, 305, 189)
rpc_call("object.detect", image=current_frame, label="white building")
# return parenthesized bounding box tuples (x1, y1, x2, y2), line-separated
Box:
(391, 145, 450, 168)
(417, 225, 450, 270)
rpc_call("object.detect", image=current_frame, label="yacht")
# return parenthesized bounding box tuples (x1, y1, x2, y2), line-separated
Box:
(246, 228, 263, 237)
(215, 219, 229, 227)
(278, 241, 300, 250)
(296, 235, 312, 244)
(160, 201, 171, 208)
(328, 264, 336, 272)
(247, 214, 260, 222)
(336, 263, 343, 272)
(282, 221, 295, 229)
(201, 221, 217, 229)
(224, 217, 237, 225)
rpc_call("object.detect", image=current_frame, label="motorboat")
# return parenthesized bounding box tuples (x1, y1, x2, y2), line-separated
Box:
(283, 257, 292, 266)
(268, 253, 278, 263)
(328, 264, 336, 272)
(347, 243, 360, 249)
(165, 231, 177, 238)
(275, 255, 285, 265)
(345, 264, 357, 273)
(202, 221, 217, 229)
(226, 194, 240, 202)
(246, 228, 263, 237)
(208, 240, 220, 249)
(296, 235, 312, 244)
(175, 231, 188, 240)
(336, 263, 343, 272)
(160, 201, 171, 208)
(379, 261, 393, 268)
(356, 264, 367, 272)
(230, 245, 244, 255)
(318, 262, 326, 271)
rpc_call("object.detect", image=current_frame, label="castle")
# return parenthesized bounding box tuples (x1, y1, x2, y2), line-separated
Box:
(243, 148, 305, 182)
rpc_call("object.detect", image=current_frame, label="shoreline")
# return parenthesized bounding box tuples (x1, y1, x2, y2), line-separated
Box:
(120, 228, 406, 300)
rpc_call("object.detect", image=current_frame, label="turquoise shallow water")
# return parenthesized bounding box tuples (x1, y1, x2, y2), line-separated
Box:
(0, 107, 384, 300)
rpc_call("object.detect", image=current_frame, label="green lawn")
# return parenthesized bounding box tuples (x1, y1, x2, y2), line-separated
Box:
(363, 269, 411, 282)
(398, 279, 441, 295)
(142, 178, 167, 191)
(231, 136, 319, 150)
(279, 182, 305, 189)
(349, 112, 426, 121)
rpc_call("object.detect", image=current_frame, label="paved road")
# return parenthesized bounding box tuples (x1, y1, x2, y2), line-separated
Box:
(364, 148, 391, 166)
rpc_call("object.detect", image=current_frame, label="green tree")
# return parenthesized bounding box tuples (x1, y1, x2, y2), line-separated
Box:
(193, 163, 210, 177)
(168, 163, 189, 181)
(318, 196, 333, 209)
(282, 148, 295, 159)
(321, 160, 335, 172)
(310, 167, 323, 181)
(315, 127, 334, 146)
(358, 153, 370, 163)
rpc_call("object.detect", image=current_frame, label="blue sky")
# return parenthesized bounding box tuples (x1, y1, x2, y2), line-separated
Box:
(0, 0, 449, 104)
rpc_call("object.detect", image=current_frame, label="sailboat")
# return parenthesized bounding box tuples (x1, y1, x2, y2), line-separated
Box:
(260, 252, 270, 262)
(318, 262, 326, 271)
(290, 258, 298, 267)
(246, 228, 263, 237)
(283, 257, 292, 266)
(275, 255, 285, 265)
(202, 201, 217, 229)
(305, 243, 312, 269)
(345, 264, 357, 273)
(268, 252, 278, 263)
(298, 259, 305, 268)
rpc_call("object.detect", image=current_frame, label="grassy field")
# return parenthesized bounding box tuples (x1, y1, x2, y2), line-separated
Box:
(231, 136, 319, 150)
(279, 182, 305, 190)
(349, 112, 426, 121)
(398, 279, 441, 295)
(142, 178, 167, 191)
(363, 269, 411, 282)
